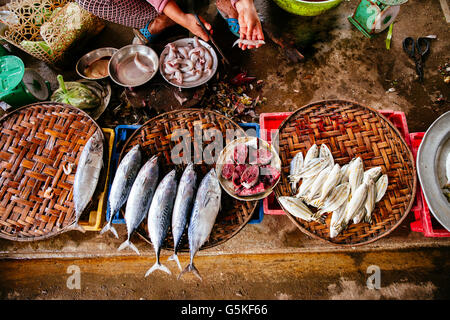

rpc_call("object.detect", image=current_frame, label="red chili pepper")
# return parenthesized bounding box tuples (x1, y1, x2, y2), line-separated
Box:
(230, 72, 257, 85)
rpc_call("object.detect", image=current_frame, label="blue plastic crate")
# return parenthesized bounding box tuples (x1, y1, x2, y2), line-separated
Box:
(106, 123, 264, 225)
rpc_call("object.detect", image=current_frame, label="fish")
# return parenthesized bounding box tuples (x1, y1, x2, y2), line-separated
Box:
(339, 164, 350, 183)
(304, 144, 319, 165)
(342, 182, 369, 228)
(363, 179, 376, 224)
(145, 169, 178, 277)
(71, 130, 104, 232)
(295, 175, 317, 199)
(317, 182, 350, 215)
(232, 39, 266, 48)
(363, 167, 382, 183)
(318, 163, 341, 202)
(118, 155, 159, 255)
(292, 157, 328, 179)
(278, 196, 323, 222)
(304, 166, 332, 201)
(330, 201, 347, 238)
(319, 144, 334, 167)
(348, 157, 364, 194)
(289, 151, 304, 193)
(134, 53, 154, 73)
(168, 164, 197, 271)
(305, 197, 325, 209)
(178, 169, 222, 281)
(352, 207, 367, 225)
(445, 152, 450, 188)
(100, 144, 142, 238)
(375, 174, 388, 202)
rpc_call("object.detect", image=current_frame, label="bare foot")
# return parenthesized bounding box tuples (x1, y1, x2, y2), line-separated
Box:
(216, 0, 238, 19)
(148, 14, 176, 34)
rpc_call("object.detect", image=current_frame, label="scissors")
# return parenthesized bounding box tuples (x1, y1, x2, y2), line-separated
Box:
(194, 14, 230, 66)
(402, 37, 430, 82)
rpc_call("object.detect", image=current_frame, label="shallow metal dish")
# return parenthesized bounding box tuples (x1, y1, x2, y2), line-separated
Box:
(109, 44, 159, 87)
(216, 136, 281, 201)
(77, 79, 111, 120)
(159, 38, 218, 89)
(417, 110, 450, 231)
(76, 47, 118, 80)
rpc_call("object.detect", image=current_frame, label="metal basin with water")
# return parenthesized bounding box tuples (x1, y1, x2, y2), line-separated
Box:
(272, 0, 343, 16)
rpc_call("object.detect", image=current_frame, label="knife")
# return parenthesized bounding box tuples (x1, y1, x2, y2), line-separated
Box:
(194, 14, 230, 66)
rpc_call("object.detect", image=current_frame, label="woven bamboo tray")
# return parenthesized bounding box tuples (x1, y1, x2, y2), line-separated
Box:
(0, 102, 104, 241)
(117, 109, 257, 252)
(273, 100, 417, 246)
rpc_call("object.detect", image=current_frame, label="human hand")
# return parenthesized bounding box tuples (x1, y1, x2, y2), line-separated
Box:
(183, 14, 213, 42)
(235, 0, 264, 50)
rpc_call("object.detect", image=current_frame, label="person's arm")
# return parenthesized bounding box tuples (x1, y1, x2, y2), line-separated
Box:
(234, 0, 264, 50)
(160, 0, 212, 41)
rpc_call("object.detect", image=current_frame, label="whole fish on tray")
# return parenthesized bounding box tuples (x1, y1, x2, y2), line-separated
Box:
(118, 156, 159, 255)
(179, 169, 221, 281)
(169, 164, 197, 271)
(100, 144, 142, 238)
(278, 196, 323, 223)
(289, 151, 304, 193)
(145, 170, 178, 277)
(319, 144, 334, 168)
(71, 130, 104, 232)
(304, 144, 319, 165)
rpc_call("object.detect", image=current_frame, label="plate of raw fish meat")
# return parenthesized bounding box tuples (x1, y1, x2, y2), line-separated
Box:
(159, 37, 218, 88)
(216, 136, 282, 201)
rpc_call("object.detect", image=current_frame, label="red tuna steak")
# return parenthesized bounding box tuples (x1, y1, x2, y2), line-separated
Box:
(233, 144, 248, 164)
(241, 165, 260, 189)
(260, 165, 281, 187)
(236, 182, 266, 196)
(221, 161, 235, 180)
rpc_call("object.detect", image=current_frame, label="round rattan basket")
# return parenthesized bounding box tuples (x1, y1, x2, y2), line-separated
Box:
(0, 102, 104, 241)
(117, 109, 258, 251)
(273, 100, 417, 246)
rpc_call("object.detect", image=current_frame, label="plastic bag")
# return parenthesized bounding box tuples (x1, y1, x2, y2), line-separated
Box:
(51, 75, 100, 110)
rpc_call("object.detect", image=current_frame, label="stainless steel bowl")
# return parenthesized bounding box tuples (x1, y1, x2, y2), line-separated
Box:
(159, 38, 218, 89)
(76, 47, 118, 80)
(417, 110, 450, 232)
(108, 44, 159, 87)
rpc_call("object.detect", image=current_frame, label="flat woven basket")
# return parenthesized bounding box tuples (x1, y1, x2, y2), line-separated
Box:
(0, 102, 103, 241)
(0, 0, 104, 65)
(273, 100, 417, 246)
(118, 109, 257, 252)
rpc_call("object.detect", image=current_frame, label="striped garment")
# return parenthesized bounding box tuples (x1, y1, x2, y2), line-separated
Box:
(75, 0, 164, 29)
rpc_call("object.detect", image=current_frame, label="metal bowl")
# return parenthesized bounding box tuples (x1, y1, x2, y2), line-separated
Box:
(159, 38, 218, 89)
(76, 47, 118, 80)
(216, 137, 282, 201)
(108, 44, 159, 87)
(272, 0, 343, 16)
(417, 110, 450, 232)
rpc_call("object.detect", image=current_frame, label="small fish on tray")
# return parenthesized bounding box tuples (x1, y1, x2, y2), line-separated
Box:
(283, 144, 389, 238)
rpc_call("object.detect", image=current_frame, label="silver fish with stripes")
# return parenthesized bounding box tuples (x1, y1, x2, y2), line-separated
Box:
(118, 155, 159, 255)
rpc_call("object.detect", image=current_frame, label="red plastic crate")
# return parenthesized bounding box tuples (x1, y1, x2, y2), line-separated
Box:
(409, 132, 450, 237)
(259, 110, 412, 215)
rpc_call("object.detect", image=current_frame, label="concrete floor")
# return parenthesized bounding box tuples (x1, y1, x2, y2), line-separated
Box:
(0, 0, 450, 300)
